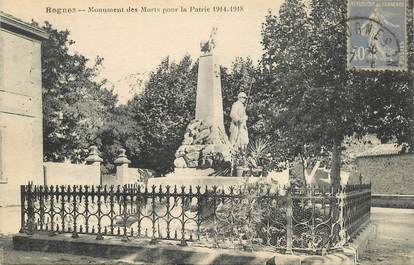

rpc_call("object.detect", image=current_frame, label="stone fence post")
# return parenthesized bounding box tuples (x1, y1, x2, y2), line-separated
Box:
(114, 148, 131, 185)
(85, 146, 103, 185)
(85, 145, 103, 166)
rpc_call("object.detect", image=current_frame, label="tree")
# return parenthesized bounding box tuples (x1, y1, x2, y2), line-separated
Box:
(126, 56, 198, 174)
(123, 55, 268, 175)
(261, 0, 320, 168)
(37, 21, 118, 163)
(96, 105, 143, 174)
(309, 0, 413, 189)
(261, 0, 414, 190)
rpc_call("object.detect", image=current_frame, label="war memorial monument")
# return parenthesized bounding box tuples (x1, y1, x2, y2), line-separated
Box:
(148, 27, 257, 188)
(8, 23, 373, 265)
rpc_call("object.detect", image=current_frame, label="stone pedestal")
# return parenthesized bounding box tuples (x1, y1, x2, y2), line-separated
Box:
(173, 48, 231, 174)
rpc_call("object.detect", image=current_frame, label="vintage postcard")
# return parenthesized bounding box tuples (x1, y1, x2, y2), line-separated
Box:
(1, 0, 413, 264)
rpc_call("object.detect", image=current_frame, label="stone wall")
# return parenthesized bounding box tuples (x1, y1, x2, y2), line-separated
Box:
(101, 168, 154, 186)
(43, 162, 101, 186)
(128, 168, 155, 183)
(0, 13, 48, 206)
(356, 154, 414, 195)
(371, 194, 414, 208)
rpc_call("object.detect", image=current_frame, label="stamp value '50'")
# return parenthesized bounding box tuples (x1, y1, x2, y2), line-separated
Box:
(347, 0, 407, 71)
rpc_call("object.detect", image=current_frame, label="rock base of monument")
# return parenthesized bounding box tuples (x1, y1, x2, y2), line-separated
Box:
(173, 119, 231, 170)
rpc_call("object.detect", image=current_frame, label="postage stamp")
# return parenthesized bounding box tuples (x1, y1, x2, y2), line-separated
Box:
(347, 0, 407, 71)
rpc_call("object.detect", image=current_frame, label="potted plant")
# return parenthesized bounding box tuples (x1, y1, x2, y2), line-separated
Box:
(232, 148, 248, 177)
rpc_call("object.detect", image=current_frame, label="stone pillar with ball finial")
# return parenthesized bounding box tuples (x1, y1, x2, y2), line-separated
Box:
(85, 145, 103, 166)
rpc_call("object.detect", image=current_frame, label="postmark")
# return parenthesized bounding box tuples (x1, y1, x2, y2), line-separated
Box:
(347, 0, 407, 71)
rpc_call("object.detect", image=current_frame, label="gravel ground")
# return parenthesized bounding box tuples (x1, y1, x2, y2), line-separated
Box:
(359, 207, 414, 265)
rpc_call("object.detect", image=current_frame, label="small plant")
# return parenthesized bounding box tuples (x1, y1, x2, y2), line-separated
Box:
(232, 148, 248, 167)
(215, 180, 285, 250)
(247, 138, 272, 169)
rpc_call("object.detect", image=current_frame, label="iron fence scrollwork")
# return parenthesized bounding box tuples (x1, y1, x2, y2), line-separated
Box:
(20, 182, 371, 254)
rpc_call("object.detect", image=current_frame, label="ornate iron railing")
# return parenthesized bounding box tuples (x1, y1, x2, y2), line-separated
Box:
(19, 182, 371, 254)
(342, 184, 371, 240)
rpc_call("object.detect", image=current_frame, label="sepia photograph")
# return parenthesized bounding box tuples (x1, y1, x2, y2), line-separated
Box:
(0, 0, 413, 264)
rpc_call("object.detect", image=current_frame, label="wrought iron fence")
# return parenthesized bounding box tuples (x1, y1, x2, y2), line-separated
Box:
(19, 182, 371, 254)
(342, 184, 371, 240)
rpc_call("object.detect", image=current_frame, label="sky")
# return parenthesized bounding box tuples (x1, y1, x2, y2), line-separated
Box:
(2, 0, 283, 104)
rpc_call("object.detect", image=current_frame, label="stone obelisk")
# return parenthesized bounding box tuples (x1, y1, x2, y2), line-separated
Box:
(195, 30, 225, 131)
(173, 27, 230, 173)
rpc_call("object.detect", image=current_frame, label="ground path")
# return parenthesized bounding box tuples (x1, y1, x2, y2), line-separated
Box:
(359, 207, 414, 265)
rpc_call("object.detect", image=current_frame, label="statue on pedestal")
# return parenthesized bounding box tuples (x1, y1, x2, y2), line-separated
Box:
(173, 27, 231, 173)
(200, 27, 217, 54)
(229, 92, 249, 150)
